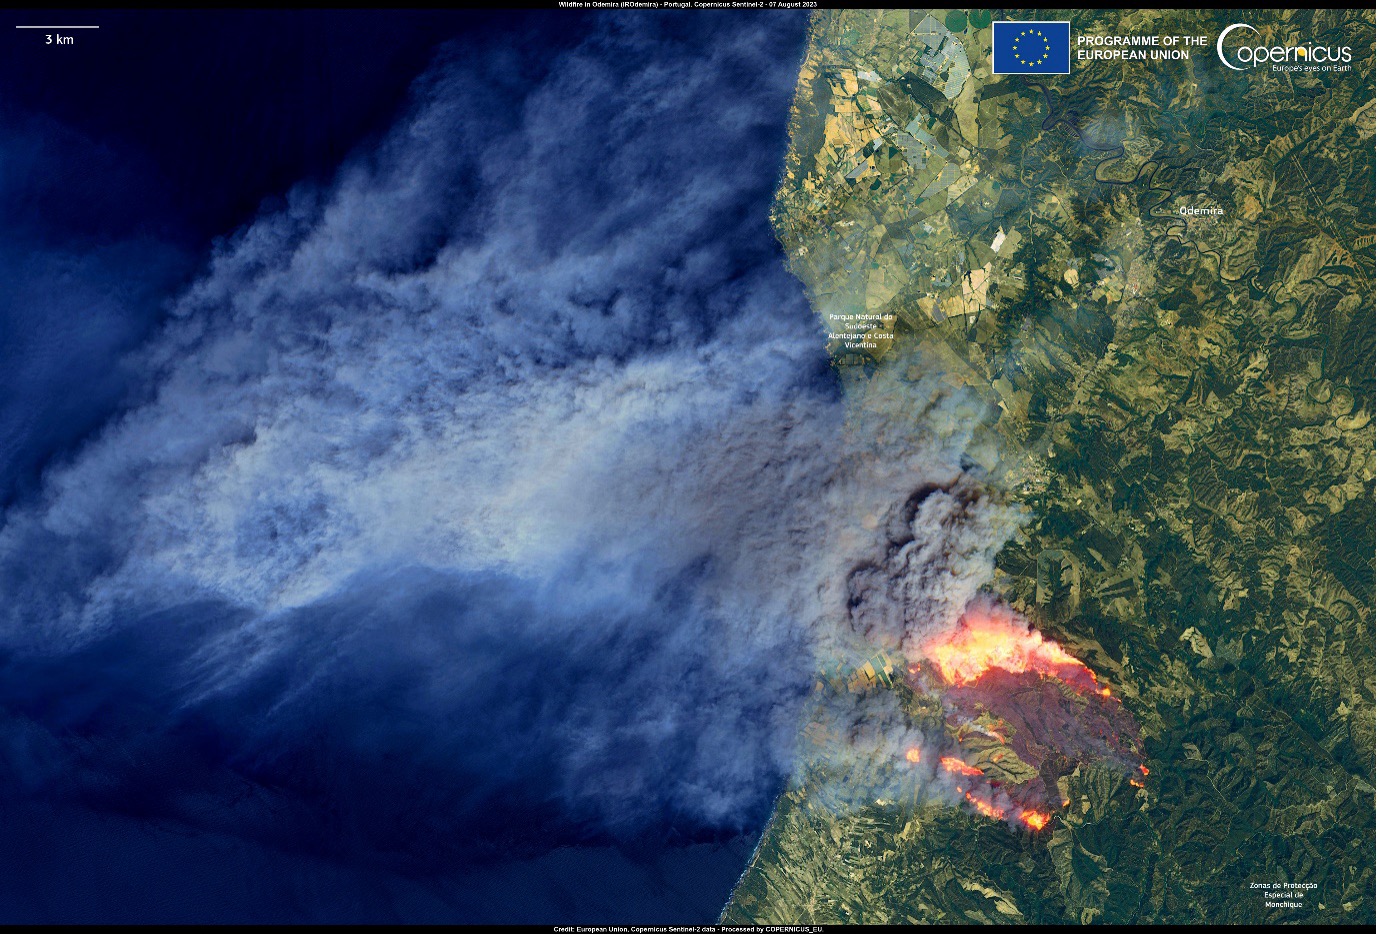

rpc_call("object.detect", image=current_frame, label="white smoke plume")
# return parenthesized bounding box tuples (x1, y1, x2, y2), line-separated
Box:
(0, 12, 1022, 875)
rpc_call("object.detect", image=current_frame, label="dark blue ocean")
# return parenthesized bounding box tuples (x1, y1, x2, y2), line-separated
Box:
(0, 10, 820, 925)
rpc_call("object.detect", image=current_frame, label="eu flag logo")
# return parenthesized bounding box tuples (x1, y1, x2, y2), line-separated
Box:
(992, 21, 1070, 75)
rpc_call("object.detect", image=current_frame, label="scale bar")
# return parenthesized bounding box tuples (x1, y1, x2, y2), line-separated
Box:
(15, 25, 99, 28)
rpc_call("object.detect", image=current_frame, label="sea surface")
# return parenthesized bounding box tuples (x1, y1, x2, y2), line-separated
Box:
(0, 9, 812, 924)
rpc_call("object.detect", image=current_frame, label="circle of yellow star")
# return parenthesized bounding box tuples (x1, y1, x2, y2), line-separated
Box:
(1014, 27, 1050, 67)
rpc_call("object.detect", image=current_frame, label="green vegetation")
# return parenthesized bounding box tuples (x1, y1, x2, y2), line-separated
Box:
(728, 7, 1375, 925)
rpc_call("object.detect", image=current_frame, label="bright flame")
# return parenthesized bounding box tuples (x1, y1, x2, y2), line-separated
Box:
(1139, 764, 1150, 776)
(1100, 687, 1112, 697)
(964, 791, 1005, 821)
(1130, 779, 1144, 788)
(924, 606, 1098, 690)
(940, 755, 983, 777)
(905, 747, 921, 764)
(1020, 809, 1050, 830)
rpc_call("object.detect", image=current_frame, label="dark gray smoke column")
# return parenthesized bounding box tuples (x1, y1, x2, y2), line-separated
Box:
(0, 10, 1029, 925)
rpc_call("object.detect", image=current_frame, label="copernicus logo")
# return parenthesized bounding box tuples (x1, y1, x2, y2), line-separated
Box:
(1216, 22, 1352, 70)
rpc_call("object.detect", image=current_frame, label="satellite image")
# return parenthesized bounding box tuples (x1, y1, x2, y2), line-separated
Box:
(0, 5, 1373, 930)
(725, 8, 1375, 927)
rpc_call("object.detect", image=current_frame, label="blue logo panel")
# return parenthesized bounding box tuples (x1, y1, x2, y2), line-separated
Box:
(992, 21, 1071, 75)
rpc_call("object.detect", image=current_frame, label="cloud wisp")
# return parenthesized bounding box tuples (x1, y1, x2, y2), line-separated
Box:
(0, 13, 1025, 920)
